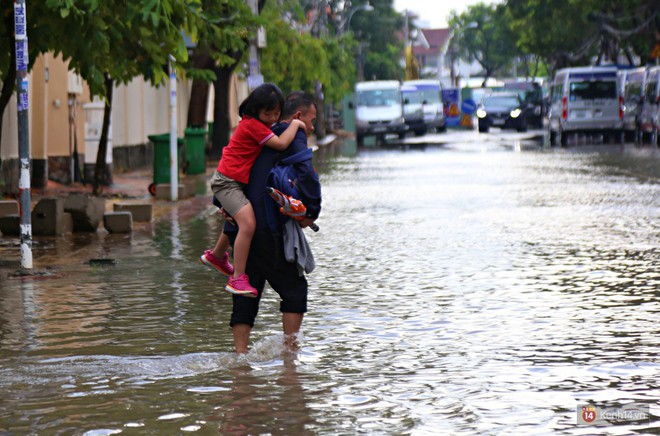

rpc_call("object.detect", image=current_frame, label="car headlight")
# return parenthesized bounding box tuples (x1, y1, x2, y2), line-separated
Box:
(476, 109, 487, 118)
(510, 108, 522, 118)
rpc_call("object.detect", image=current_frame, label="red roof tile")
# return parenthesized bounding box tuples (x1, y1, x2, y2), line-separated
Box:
(413, 28, 451, 56)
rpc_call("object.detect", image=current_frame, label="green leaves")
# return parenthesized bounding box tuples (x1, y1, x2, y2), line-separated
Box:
(259, 2, 355, 104)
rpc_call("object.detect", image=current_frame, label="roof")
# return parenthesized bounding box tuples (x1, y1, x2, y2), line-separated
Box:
(412, 28, 451, 57)
(404, 79, 441, 90)
(355, 80, 401, 91)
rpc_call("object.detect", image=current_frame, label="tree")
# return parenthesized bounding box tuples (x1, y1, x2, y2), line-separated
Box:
(183, 0, 258, 160)
(507, 0, 659, 73)
(260, 4, 355, 106)
(449, 3, 519, 86)
(347, 0, 404, 80)
(47, 1, 209, 194)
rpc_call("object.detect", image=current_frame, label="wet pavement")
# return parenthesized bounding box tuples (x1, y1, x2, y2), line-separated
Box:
(1, 132, 659, 434)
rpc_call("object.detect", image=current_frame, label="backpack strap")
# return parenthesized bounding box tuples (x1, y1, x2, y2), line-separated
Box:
(280, 148, 313, 165)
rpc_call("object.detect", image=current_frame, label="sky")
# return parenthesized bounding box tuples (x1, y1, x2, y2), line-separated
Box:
(393, 0, 499, 29)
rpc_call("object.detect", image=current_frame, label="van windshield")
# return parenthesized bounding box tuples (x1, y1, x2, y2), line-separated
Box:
(483, 96, 520, 108)
(569, 81, 616, 101)
(357, 90, 401, 107)
(419, 89, 441, 103)
(402, 90, 423, 104)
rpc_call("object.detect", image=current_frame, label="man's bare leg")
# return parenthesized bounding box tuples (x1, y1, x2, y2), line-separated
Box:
(233, 323, 252, 354)
(283, 313, 304, 352)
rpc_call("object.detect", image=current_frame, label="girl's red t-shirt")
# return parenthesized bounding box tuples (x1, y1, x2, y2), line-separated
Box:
(217, 116, 275, 184)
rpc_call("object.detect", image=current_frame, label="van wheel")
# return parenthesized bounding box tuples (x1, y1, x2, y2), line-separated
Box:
(548, 127, 557, 146)
(558, 128, 568, 147)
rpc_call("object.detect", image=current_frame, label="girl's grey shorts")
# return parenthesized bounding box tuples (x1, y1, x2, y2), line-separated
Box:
(210, 170, 249, 217)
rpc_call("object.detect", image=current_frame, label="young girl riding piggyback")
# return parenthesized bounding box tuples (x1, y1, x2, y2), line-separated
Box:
(201, 83, 304, 297)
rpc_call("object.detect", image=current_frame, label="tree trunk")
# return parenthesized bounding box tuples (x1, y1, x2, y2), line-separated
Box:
(187, 52, 214, 129)
(481, 71, 491, 88)
(314, 81, 326, 139)
(210, 66, 234, 161)
(187, 80, 210, 128)
(92, 74, 114, 196)
(194, 0, 266, 160)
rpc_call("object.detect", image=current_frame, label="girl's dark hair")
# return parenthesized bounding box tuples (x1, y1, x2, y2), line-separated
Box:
(238, 83, 285, 118)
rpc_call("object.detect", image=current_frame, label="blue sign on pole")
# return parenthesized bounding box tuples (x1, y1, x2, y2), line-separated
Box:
(461, 98, 477, 115)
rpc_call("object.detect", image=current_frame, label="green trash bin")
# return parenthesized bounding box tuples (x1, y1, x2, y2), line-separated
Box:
(184, 127, 207, 175)
(148, 134, 184, 193)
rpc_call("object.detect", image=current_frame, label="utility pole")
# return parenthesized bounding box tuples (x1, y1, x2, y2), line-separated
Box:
(14, 0, 32, 269)
(168, 56, 178, 201)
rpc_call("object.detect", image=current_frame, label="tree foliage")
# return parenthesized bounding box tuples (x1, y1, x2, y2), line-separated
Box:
(506, 0, 659, 73)
(260, 3, 355, 104)
(449, 3, 519, 85)
(345, 0, 404, 80)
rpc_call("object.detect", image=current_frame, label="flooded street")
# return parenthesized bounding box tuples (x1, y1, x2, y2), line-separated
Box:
(1, 133, 659, 434)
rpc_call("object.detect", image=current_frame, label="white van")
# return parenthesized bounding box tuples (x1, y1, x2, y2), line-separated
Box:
(621, 67, 648, 142)
(404, 80, 446, 133)
(400, 84, 426, 137)
(353, 81, 407, 146)
(639, 66, 660, 145)
(548, 66, 623, 146)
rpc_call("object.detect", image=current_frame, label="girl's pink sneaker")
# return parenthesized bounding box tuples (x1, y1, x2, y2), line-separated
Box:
(225, 274, 258, 298)
(200, 250, 234, 276)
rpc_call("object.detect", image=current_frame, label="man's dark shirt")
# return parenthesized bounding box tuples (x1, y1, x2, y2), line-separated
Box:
(224, 122, 321, 235)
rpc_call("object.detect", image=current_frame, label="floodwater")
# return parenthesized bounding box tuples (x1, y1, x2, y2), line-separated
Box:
(1, 134, 659, 434)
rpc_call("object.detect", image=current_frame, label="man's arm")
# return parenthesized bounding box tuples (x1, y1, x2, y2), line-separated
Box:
(290, 131, 321, 220)
(296, 159, 321, 220)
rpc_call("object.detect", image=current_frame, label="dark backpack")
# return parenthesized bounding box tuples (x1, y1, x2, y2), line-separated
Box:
(264, 148, 313, 230)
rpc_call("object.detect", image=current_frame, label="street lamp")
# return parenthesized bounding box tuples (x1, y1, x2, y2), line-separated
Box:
(339, 2, 374, 34)
(446, 21, 478, 87)
(337, 2, 374, 81)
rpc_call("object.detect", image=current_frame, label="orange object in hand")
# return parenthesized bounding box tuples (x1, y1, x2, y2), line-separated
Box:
(266, 187, 319, 232)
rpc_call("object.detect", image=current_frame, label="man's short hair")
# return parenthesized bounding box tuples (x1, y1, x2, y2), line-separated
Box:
(282, 91, 316, 119)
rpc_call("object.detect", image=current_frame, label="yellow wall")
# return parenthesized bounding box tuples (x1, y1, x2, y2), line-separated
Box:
(0, 94, 17, 161)
(29, 53, 89, 159)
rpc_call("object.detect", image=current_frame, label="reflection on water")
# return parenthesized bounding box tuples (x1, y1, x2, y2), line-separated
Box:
(0, 141, 658, 434)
